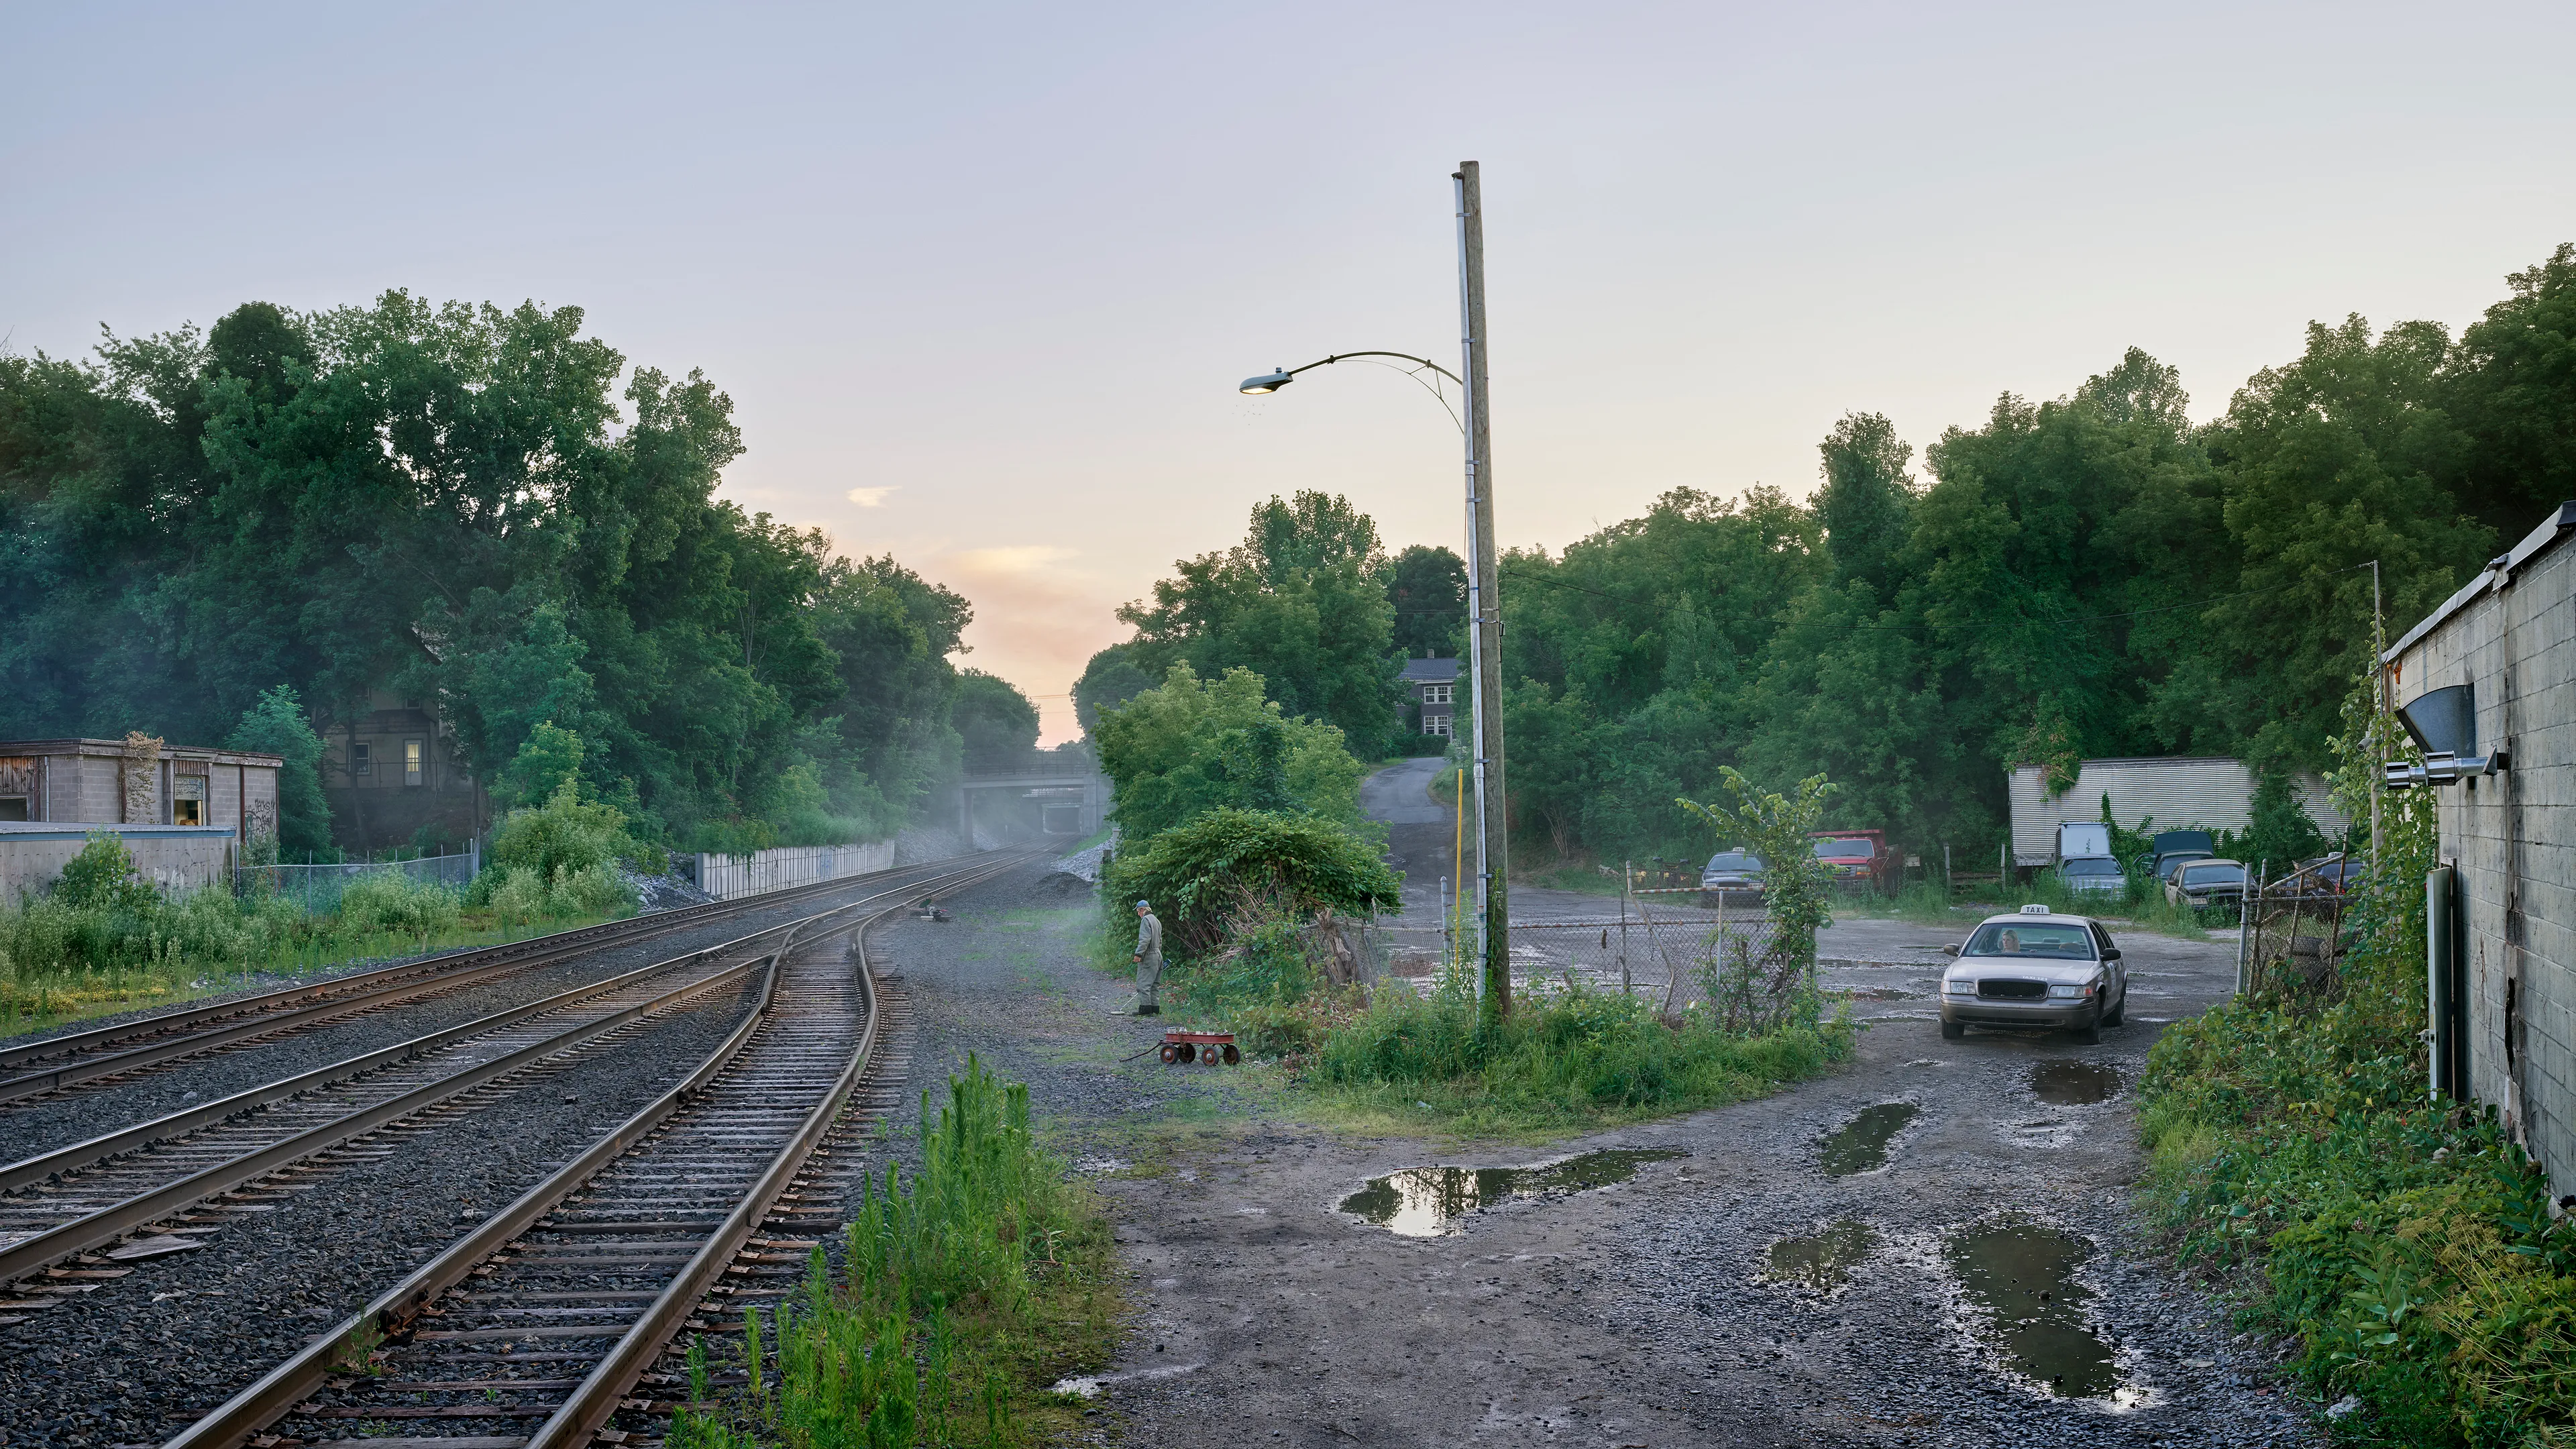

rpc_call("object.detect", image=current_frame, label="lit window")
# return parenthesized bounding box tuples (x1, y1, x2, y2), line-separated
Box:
(405, 739, 424, 786)
(352, 742, 372, 776)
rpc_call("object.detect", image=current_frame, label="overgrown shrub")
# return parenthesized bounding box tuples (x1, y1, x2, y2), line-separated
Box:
(1101, 807, 1399, 957)
(338, 872, 463, 943)
(476, 777, 645, 918)
(2136, 673, 2576, 1446)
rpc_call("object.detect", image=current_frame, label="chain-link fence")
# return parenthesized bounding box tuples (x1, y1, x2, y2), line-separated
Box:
(2237, 865, 2351, 997)
(235, 850, 480, 915)
(1355, 905, 1791, 1018)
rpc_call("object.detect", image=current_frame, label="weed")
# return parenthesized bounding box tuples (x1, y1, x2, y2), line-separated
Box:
(668, 1059, 1118, 1447)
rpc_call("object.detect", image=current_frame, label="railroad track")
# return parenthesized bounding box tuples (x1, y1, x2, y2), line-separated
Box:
(0, 853, 1030, 1291)
(0, 853, 982, 1110)
(164, 850, 1014, 1449)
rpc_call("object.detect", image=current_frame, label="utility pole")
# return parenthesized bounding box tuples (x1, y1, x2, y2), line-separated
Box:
(1454, 160, 1510, 1020)
(2369, 559, 2384, 867)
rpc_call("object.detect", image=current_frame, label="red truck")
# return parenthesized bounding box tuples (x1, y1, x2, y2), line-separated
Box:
(1809, 830, 1894, 894)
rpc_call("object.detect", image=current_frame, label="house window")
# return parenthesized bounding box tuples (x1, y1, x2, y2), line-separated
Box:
(352, 742, 372, 776)
(1424, 714, 1452, 738)
(404, 739, 424, 786)
(173, 774, 205, 826)
(0, 798, 26, 822)
(1422, 684, 1453, 705)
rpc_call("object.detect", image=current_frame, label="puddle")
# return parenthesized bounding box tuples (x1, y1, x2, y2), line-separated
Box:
(1763, 1219, 1878, 1291)
(1945, 1221, 2121, 1397)
(2031, 1060, 2121, 1106)
(1340, 1148, 1684, 1236)
(1818, 1102, 1919, 1175)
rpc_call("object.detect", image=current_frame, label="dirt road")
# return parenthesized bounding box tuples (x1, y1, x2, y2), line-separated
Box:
(869, 773, 2322, 1448)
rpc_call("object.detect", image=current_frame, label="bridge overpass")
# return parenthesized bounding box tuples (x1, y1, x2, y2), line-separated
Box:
(953, 766, 1110, 838)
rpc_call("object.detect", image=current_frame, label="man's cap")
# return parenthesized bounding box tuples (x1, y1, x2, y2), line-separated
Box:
(1136, 899, 1152, 910)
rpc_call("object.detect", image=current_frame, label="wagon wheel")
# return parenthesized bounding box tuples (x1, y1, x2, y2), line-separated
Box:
(1176, 1042, 1196, 1063)
(1222, 1044, 1241, 1065)
(1159, 1043, 1178, 1065)
(1200, 1042, 1222, 1065)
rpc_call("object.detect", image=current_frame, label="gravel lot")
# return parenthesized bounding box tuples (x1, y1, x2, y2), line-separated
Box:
(855, 767, 2330, 1449)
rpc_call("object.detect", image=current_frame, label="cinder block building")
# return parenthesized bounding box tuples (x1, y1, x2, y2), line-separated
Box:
(2383, 500, 2576, 1199)
(0, 735, 281, 903)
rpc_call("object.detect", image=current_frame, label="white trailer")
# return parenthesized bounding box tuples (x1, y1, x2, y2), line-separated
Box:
(2006, 757, 2348, 869)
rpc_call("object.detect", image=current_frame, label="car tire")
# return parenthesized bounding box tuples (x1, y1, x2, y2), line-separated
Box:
(2075, 1007, 2102, 1046)
(2104, 991, 2125, 1028)
(1940, 1019, 1965, 1040)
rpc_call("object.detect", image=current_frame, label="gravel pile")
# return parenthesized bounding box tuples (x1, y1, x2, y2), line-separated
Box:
(0, 874, 936, 1166)
(0, 975, 763, 1448)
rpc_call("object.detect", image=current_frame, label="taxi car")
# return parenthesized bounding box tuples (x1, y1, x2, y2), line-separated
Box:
(1938, 904, 2127, 1044)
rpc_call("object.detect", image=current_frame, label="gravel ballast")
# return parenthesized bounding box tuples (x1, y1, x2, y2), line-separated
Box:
(0, 868, 961, 1167)
(0, 974, 763, 1448)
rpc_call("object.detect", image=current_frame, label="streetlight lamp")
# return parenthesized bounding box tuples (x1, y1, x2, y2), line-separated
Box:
(1236, 160, 1511, 1020)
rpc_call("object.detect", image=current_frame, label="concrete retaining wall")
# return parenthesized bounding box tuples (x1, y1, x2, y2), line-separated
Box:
(690, 841, 897, 902)
(0, 824, 239, 906)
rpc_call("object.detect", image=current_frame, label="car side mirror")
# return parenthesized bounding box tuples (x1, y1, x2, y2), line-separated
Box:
(1941, 943, 1959, 957)
(2102, 948, 2121, 962)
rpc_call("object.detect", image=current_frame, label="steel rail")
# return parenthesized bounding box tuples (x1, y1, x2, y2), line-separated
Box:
(160, 851, 1018, 1449)
(0, 853, 981, 1103)
(0, 855, 1017, 1285)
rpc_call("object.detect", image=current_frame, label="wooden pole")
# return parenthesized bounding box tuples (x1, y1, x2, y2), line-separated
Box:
(1454, 160, 1510, 1021)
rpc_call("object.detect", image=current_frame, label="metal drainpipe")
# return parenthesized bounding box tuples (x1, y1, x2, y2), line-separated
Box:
(2428, 864, 2457, 1099)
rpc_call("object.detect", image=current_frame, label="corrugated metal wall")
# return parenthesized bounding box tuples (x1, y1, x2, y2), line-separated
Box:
(2009, 758, 2351, 864)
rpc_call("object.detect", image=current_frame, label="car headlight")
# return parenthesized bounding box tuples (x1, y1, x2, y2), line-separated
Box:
(1944, 979, 1976, 995)
(2047, 981, 2098, 1000)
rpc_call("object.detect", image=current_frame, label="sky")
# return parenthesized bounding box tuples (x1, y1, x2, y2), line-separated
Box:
(7, 1, 2573, 743)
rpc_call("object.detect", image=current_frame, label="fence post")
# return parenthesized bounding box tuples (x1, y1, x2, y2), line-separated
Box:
(1619, 861, 1633, 996)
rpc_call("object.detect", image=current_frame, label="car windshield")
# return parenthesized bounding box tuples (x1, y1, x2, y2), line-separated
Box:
(2182, 863, 2243, 886)
(2063, 858, 2121, 876)
(1962, 922, 2095, 959)
(1705, 853, 1762, 872)
(1813, 839, 1873, 861)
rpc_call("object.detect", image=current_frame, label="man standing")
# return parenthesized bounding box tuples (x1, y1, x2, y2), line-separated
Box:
(1132, 898, 1163, 1016)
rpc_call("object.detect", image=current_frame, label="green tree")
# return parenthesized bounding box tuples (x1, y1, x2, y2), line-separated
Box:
(1092, 663, 1367, 840)
(2206, 316, 2492, 770)
(1382, 543, 1466, 659)
(1114, 491, 1398, 747)
(2445, 244, 2576, 535)
(953, 670, 1040, 760)
(1815, 412, 1917, 601)
(224, 684, 335, 855)
(1101, 807, 1402, 959)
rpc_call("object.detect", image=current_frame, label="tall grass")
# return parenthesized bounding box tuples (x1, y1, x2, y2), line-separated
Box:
(1299, 971, 1854, 1136)
(0, 837, 625, 1034)
(668, 1059, 1114, 1449)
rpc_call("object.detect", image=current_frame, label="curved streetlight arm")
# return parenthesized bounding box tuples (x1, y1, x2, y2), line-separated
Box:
(1281, 351, 1462, 386)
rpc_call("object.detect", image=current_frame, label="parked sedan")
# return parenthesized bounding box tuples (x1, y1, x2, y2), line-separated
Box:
(1938, 904, 2127, 1044)
(2165, 859, 2246, 909)
(2057, 856, 2126, 900)
(1699, 851, 1766, 906)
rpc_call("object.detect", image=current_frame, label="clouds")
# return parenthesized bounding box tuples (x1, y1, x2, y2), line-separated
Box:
(947, 544, 1078, 576)
(845, 486, 899, 507)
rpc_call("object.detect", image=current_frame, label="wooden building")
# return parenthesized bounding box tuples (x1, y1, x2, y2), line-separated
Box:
(1400, 655, 1462, 739)
(317, 692, 485, 853)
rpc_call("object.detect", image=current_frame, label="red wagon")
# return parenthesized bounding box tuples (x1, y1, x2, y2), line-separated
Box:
(1159, 1030, 1239, 1066)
